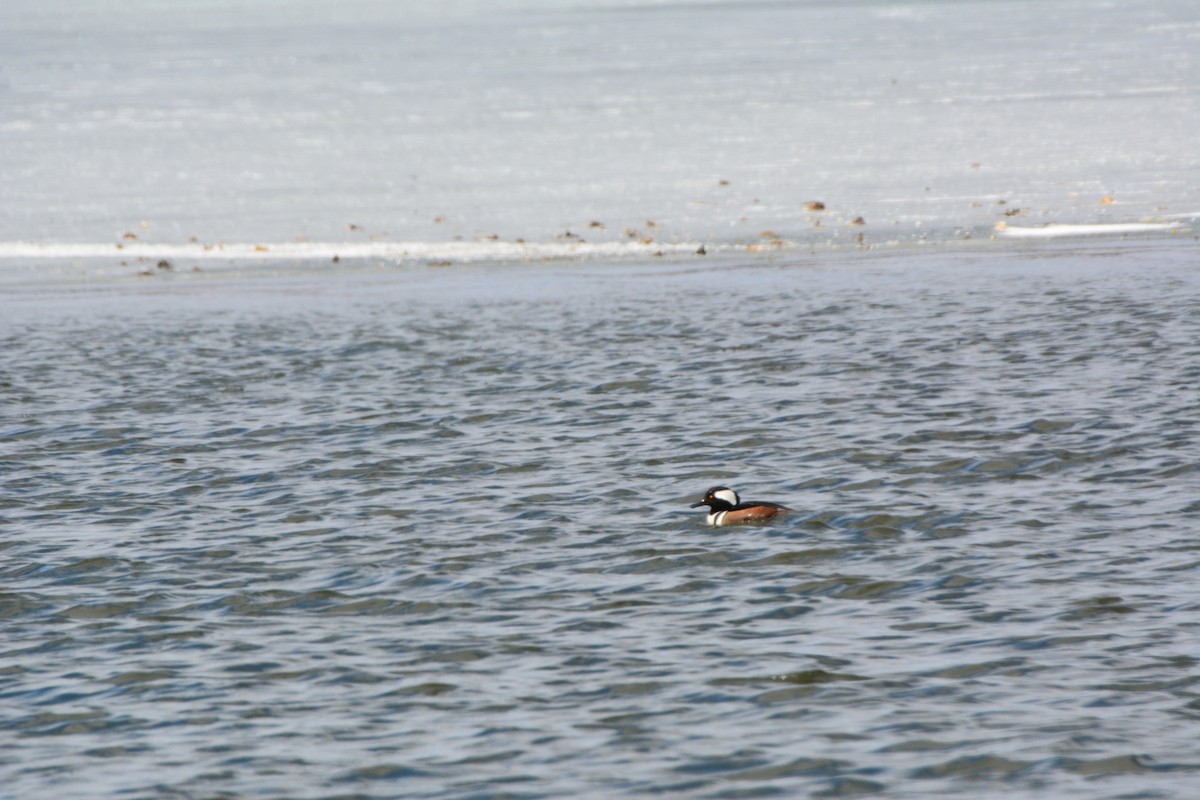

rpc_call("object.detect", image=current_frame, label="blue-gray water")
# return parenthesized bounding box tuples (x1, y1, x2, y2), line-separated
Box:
(3, 241, 1199, 799)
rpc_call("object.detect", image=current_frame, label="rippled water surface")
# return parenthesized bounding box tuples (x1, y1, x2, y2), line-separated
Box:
(3, 242, 1199, 799)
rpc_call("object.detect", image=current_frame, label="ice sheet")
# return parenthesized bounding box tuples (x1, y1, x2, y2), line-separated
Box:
(1, 0, 1197, 262)
(996, 221, 1188, 238)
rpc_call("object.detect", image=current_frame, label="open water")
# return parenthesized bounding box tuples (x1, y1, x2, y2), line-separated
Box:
(3, 239, 1199, 799)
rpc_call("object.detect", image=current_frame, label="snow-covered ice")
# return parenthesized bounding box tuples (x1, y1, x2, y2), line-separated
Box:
(1, 0, 1197, 271)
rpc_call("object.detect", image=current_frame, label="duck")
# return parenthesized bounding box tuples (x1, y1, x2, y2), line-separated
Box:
(690, 486, 791, 526)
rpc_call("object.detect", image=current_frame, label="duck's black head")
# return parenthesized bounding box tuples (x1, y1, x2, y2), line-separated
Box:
(690, 486, 740, 511)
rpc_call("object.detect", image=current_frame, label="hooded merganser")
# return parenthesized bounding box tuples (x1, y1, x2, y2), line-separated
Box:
(690, 486, 791, 526)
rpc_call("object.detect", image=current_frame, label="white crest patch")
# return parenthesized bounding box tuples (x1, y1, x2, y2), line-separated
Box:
(713, 488, 739, 506)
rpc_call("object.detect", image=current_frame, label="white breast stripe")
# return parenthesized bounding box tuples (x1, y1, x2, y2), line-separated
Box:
(708, 510, 727, 526)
